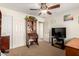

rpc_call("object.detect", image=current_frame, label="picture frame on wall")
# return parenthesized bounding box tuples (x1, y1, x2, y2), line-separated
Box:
(64, 14, 73, 21)
(78, 16, 79, 23)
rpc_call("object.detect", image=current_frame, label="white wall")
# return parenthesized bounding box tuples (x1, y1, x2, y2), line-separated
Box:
(0, 6, 45, 49)
(44, 7, 79, 42)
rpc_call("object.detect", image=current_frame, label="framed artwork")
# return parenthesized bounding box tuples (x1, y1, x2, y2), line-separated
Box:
(78, 16, 79, 23)
(64, 14, 73, 21)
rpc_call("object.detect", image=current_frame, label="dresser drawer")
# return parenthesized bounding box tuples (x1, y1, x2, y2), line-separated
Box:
(1, 36, 10, 50)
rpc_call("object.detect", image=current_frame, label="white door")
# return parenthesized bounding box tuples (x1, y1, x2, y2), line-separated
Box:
(38, 22, 44, 39)
(1, 15, 13, 49)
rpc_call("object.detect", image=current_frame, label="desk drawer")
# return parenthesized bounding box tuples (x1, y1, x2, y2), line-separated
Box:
(65, 46, 79, 56)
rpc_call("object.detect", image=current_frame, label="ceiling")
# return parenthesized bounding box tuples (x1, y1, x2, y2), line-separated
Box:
(0, 3, 79, 16)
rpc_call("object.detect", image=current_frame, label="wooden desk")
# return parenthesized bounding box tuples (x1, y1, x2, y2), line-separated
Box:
(65, 38, 79, 56)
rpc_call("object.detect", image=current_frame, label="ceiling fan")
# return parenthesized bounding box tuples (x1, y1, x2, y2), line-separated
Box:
(30, 3, 60, 15)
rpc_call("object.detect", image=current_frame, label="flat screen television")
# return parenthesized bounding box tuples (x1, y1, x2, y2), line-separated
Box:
(52, 27, 66, 38)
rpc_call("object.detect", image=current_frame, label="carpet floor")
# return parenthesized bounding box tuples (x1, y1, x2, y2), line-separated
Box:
(6, 41, 65, 56)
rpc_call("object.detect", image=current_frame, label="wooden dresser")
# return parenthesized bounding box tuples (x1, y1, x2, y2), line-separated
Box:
(65, 38, 79, 56)
(1, 36, 10, 53)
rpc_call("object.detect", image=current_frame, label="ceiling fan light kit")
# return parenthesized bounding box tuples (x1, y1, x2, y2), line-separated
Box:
(30, 3, 60, 15)
(41, 10, 47, 13)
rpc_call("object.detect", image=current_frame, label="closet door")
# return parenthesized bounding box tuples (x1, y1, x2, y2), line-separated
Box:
(1, 15, 13, 49)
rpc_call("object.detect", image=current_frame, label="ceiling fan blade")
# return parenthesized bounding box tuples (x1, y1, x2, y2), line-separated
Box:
(47, 11, 52, 15)
(48, 4, 60, 10)
(30, 9, 39, 10)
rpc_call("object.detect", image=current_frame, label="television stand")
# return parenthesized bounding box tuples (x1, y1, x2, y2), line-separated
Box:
(51, 37, 65, 49)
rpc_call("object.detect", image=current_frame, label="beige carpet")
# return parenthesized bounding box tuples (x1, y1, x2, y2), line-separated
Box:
(6, 41, 65, 56)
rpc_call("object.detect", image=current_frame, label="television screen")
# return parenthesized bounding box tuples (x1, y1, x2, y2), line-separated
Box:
(52, 27, 66, 38)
